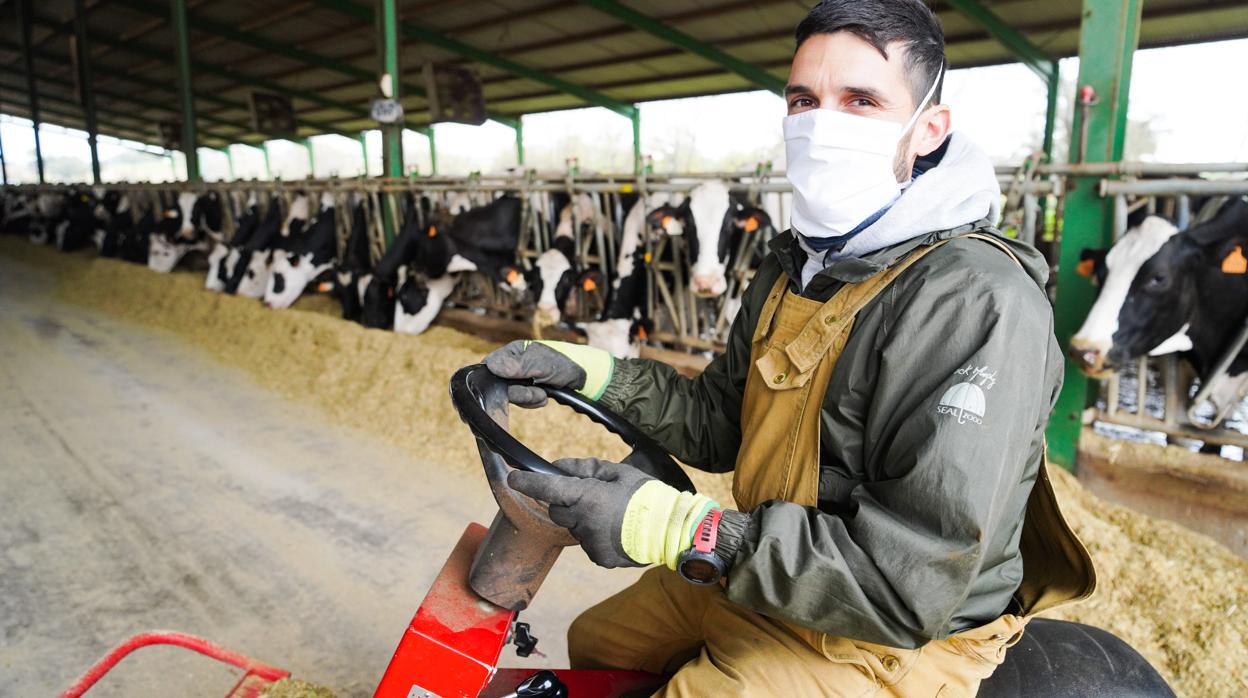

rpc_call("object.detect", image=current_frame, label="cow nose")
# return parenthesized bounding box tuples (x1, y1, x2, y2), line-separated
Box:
(535, 304, 560, 326)
(1068, 337, 1111, 375)
(691, 273, 724, 297)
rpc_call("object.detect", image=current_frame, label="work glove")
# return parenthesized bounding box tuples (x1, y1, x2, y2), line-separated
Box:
(508, 457, 718, 570)
(484, 340, 614, 408)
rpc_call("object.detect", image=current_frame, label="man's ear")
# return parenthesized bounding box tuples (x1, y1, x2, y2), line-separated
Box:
(911, 103, 952, 159)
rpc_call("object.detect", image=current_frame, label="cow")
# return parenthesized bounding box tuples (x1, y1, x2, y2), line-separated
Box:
(1069, 198, 1248, 422)
(508, 193, 604, 327)
(119, 202, 156, 265)
(223, 195, 283, 297)
(28, 193, 66, 246)
(148, 191, 222, 273)
(334, 197, 376, 325)
(2, 190, 35, 236)
(264, 193, 338, 309)
(206, 192, 260, 292)
(92, 189, 133, 258)
(646, 180, 774, 297)
(393, 267, 456, 335)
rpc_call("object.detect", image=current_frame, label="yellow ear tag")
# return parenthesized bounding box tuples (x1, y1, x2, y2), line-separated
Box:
(643, 251, 652, 264)
(1076, 259, 1096, 278)
(1222, 246, 1247, 274)
(427, 226, 437, 237)
(582, 277, 597, 292)
(742, 216, 760, 233)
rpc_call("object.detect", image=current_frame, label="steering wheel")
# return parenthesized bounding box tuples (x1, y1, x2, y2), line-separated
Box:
(449, 364, 695, 493)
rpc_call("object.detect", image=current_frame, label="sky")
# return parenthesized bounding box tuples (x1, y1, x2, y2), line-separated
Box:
(2, 38, 1246, 184)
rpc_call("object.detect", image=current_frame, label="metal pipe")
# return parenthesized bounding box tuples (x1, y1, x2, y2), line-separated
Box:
(1101, 179, 1248, 196)
(16, 0, 45, 183)
(73, 0, 101, 184)
(171, 0, 200, 182)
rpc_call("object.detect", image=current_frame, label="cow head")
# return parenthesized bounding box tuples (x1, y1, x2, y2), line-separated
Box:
(265, 251, 309, 308)
(394, 272, 456, 335)
(361, 274, 397, 329)
(205, 243, 231, 292)
(646, 181, 743, 297)
(1070, 200, 1248, 375)
(580, 317, 653, 359)
(234, 250, 272, 299)
(191, 192, 224, 238)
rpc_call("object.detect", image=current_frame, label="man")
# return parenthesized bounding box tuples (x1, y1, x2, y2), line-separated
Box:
(484, 1, 1095, 695)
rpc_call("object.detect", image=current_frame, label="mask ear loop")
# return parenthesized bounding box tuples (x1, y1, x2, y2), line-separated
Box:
(901, 62, 945, 135)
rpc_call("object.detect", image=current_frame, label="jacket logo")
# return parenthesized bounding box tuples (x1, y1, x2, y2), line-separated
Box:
(936, 365, 997, 425)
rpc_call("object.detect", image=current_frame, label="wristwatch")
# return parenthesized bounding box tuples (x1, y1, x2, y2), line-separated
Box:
(677, 508, 728, 585)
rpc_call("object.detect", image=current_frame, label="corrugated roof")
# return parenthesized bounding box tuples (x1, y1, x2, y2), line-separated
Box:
(1, 0, 1245, 150)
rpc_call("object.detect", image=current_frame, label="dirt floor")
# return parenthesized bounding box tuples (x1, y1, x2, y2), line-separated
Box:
(1, 236, 1244, 697)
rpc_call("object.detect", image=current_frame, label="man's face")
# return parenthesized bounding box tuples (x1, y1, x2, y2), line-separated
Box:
(786, 32, 950, 181)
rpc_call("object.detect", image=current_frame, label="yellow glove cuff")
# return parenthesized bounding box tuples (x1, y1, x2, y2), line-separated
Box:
(620, 479, 718, 570)
(530, 340, 615, 400)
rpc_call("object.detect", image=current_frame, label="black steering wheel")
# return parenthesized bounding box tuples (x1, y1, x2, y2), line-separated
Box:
(449, 364, 695, 493)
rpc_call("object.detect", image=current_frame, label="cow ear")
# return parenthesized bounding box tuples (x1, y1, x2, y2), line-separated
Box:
(1187, 199, 1248, 250)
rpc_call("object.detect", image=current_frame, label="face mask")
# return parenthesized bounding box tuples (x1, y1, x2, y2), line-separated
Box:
(784, 70, 942, 239)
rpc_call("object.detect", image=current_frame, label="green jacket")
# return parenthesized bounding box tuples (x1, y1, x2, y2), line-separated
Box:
(599, 222, 1063, 649)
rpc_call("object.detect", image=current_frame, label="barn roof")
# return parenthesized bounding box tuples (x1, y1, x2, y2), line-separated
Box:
(2, 0, 1246, 150)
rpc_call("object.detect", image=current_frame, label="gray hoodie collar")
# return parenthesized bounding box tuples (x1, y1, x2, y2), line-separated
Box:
(792, 132, 1001, 289)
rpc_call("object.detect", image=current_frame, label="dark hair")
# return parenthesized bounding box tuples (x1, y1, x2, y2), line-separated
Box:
(795, 0, 946, 109)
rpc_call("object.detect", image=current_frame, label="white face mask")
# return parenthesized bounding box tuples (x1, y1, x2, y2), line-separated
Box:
(784, 71, 942, 239)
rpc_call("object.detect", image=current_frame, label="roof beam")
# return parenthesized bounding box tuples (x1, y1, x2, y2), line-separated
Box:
(944, 0, 1058, 82)
(309, 0, 637, 118)
(578, 0, 785, 95)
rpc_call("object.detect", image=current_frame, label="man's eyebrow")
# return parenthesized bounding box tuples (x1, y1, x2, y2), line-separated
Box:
(843, 86, 889, 105)
(784, 83, 813, 97)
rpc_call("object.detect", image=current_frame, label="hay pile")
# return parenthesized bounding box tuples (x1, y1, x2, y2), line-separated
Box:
(261, 678, 338, 698)
(5, 239, 1244, 696)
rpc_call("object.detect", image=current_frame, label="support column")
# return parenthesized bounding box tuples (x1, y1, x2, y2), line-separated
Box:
(170, 0, 200, 182)
(222, 146, 235, 180)
(0, 127, 7, 185)
(73, 0, 101, 184)
(16, 0, 45, 183)
(1046, 0, 1143, 470)
(303, 137, 316, 177)
(631, 108, 641, 174)
(1043, 74, 1059, 163)
(514, 117, 525, 167)
(358, 132, 369, 175)
(377, 0, 404, 179)
(261, 142, 272, 179)
(426, 127, 437, 175)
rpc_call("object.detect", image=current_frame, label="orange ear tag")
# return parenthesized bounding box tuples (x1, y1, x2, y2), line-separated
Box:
(1223, 245, 1248, 274)
(1076, 258, 1096, 278)
(661, 216, 674, 228)
(506, 268, 520, 284)
(317, 281, 332, 293)
(742, 216, 760, 233)
(637, 326, 648, 341)
(427, 226, 438, 237)
(582, 277, 598, 292)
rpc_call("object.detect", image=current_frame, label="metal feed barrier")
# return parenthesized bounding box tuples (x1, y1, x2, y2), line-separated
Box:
(6, 163, 1246, 452)
(1083, 174, 1248, 451)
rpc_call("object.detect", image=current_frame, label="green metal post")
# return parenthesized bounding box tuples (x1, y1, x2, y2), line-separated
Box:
(358, 133, 369, 175)
(1046, 0, 1143, 470)
(261, 142, 272, 179)
(170, 0, 200, 182)
(631, 109, 641, 174)
(426, 128, 437, 175)
(73, 0, 101, 184)
(303, 137, 316, 176)
(1043, 75, 1059, 163)
(16, 0, 45, 183)
(221, 146, 235, 180)
(0, 127, 7, 184)
(377, 0, 404, 180)
(514, 118, 525, 166)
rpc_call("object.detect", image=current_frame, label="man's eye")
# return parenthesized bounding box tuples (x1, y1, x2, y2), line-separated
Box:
(790, 97, 814, 109)
(851, 98, 876, 108)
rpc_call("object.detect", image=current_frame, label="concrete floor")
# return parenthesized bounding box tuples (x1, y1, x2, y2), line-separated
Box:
(0, 249, 638, 697)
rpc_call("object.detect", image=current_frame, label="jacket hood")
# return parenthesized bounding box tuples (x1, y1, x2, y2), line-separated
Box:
(833, 132, 1001, 260)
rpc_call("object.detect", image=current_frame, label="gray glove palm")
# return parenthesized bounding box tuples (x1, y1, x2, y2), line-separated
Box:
(507, 457, 650, 569)
(484, 340, 587, 408)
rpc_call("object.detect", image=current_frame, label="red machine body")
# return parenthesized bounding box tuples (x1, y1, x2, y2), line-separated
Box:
(373, 523, 664, 698)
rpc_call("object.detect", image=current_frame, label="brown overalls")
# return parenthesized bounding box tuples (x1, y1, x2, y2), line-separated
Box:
(569, 235, 1096, 697)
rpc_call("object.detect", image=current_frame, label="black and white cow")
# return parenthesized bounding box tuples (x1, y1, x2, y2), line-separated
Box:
(507, 193, 605, 327)
(51, 189, 98, 252)
(148, 191, 222, 273)
(1070, 198, 1248, 418)
(334, 197, 376, 325)
(2, 190, 34, 236)
(223, 195, 283, 297)
(28, 193, 66, 246)
(206, 192, 260, 292)
(264, 193, 338, 308)
(646, 180, 773, 297)
(119, 202, 156, 265)
(92, 189, 133, 258)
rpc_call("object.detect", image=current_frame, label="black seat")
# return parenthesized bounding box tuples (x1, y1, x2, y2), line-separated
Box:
(979, 618, 1174, 697)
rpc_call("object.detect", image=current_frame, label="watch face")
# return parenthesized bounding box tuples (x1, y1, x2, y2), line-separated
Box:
(681, 557, 720, 584)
